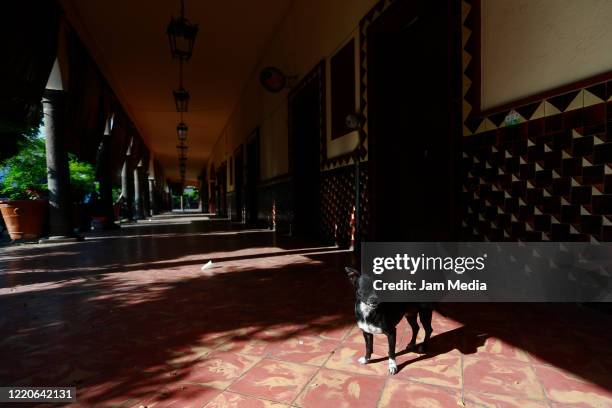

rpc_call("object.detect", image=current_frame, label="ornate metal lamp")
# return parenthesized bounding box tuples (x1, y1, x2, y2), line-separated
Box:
(173, 87, 190, 112)
(176, 122, 188, 141)
(177, 143, 188, 157)
(166, 0, 198, 60)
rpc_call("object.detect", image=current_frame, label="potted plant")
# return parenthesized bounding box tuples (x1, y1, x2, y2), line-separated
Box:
(0, 190, 48, 241)
(0, 138, 48, 240)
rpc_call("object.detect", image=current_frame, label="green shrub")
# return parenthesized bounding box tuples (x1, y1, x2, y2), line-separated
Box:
(0, 138, 47, 200)
(0, 138, 97, 202)
(68, 155, 96, 203)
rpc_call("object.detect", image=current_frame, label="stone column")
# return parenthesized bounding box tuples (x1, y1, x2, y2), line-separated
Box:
(42, 89, 76, 240)
(180, 194, 184, 211)
(142, 172, 150, 218)
(97, 133, 118, 229)
(201, 185, 208, 213)
(148, 179, 156, 216)
(198, 174, 206, 213)
(121, 160, 134, 221)
(133, 166, 144, 220)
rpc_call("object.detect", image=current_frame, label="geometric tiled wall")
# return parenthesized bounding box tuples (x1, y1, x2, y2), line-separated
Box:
(461, 0, 612, 242)
(462, 97, 612, 242)
(320, 163, 369, 244)
(329, 0, 612, 244)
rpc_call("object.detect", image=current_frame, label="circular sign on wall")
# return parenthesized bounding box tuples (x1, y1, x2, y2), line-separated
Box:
(259, 67, 288, 93)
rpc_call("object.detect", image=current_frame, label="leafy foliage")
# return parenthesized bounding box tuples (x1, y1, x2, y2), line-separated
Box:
(184, 186, 200, 202)
(112, 187, 122, 203)
(68, 154, 97, 203)
(0, 138, 47, 199)
(0, 137, 97, 202)
(182, 186, 200, 209)
(0, 102, 44, 162)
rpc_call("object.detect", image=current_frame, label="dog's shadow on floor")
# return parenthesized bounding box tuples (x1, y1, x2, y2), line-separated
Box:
(367, 325, 489, 373)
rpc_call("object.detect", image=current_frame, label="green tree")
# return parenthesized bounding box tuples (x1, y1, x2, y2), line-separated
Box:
(0, 138, 97, 202)
(68, 155, 97, 203)
(0, 138, 47, 199)
(183, 187, 200, 209)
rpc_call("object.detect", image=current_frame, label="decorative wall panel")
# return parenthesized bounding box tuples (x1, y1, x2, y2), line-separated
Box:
(461, 0, 612, 242)
(320, 163, 369, 244)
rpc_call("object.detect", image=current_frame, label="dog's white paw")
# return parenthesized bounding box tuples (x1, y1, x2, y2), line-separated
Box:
(358, 356, 369, 365)
(388, 358, 398, 375)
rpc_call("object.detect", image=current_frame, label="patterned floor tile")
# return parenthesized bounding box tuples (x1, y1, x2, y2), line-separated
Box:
(534, 364, 612, 408)
(228, 359, 317, 403)
(463, 355, 545, 401)
(267, 336, 340, 366)
(324, 342, 390, 376)
(77, 380, 160, 408)
(294, 368, 386, 408)
(316, 324, 353, 341)
(463, 390, 548, 408)
(3, 215, 612, 408)
(166, 345, 213, 367)
(215, 337, 270, 356)
(203, 391, 289, 408)
(137, 384, 221, 407)
(394, 351, 463, 389)
(472, 335, 530, 362)
(169, 351, 261, 389)
(378, 378, 462, 408)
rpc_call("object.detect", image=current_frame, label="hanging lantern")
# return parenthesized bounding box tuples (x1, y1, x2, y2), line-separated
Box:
(177, 122, 188, 141)
(173, 87, 190, 112)
(166, 0, 198, 60)
(177, 143, 188, 157)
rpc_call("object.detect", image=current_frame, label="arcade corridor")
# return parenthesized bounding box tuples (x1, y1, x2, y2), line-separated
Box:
(1, 214, 611, 407)
(2, 0, 612, 406)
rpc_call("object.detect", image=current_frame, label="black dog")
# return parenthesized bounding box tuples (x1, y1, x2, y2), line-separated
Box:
(345, 266, 433, 375)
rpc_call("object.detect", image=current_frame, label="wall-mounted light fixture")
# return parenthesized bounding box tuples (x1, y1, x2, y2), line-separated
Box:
(345, 113, 365, 131)
(259, 67, 296, 93)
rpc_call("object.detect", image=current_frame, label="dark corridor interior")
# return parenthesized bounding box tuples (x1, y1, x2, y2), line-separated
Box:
(246, 132, 260, 226)
(216, 164, 227, 217)
(233, 146, 244, 222)
(367, 0, 459, 242)
(289, 68, 323, 239)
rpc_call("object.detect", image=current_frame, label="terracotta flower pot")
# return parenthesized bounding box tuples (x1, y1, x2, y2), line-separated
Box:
(0, 200, 48, 240)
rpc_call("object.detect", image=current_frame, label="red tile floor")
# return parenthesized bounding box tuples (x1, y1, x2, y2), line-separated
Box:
(0, 213, 611, 407)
